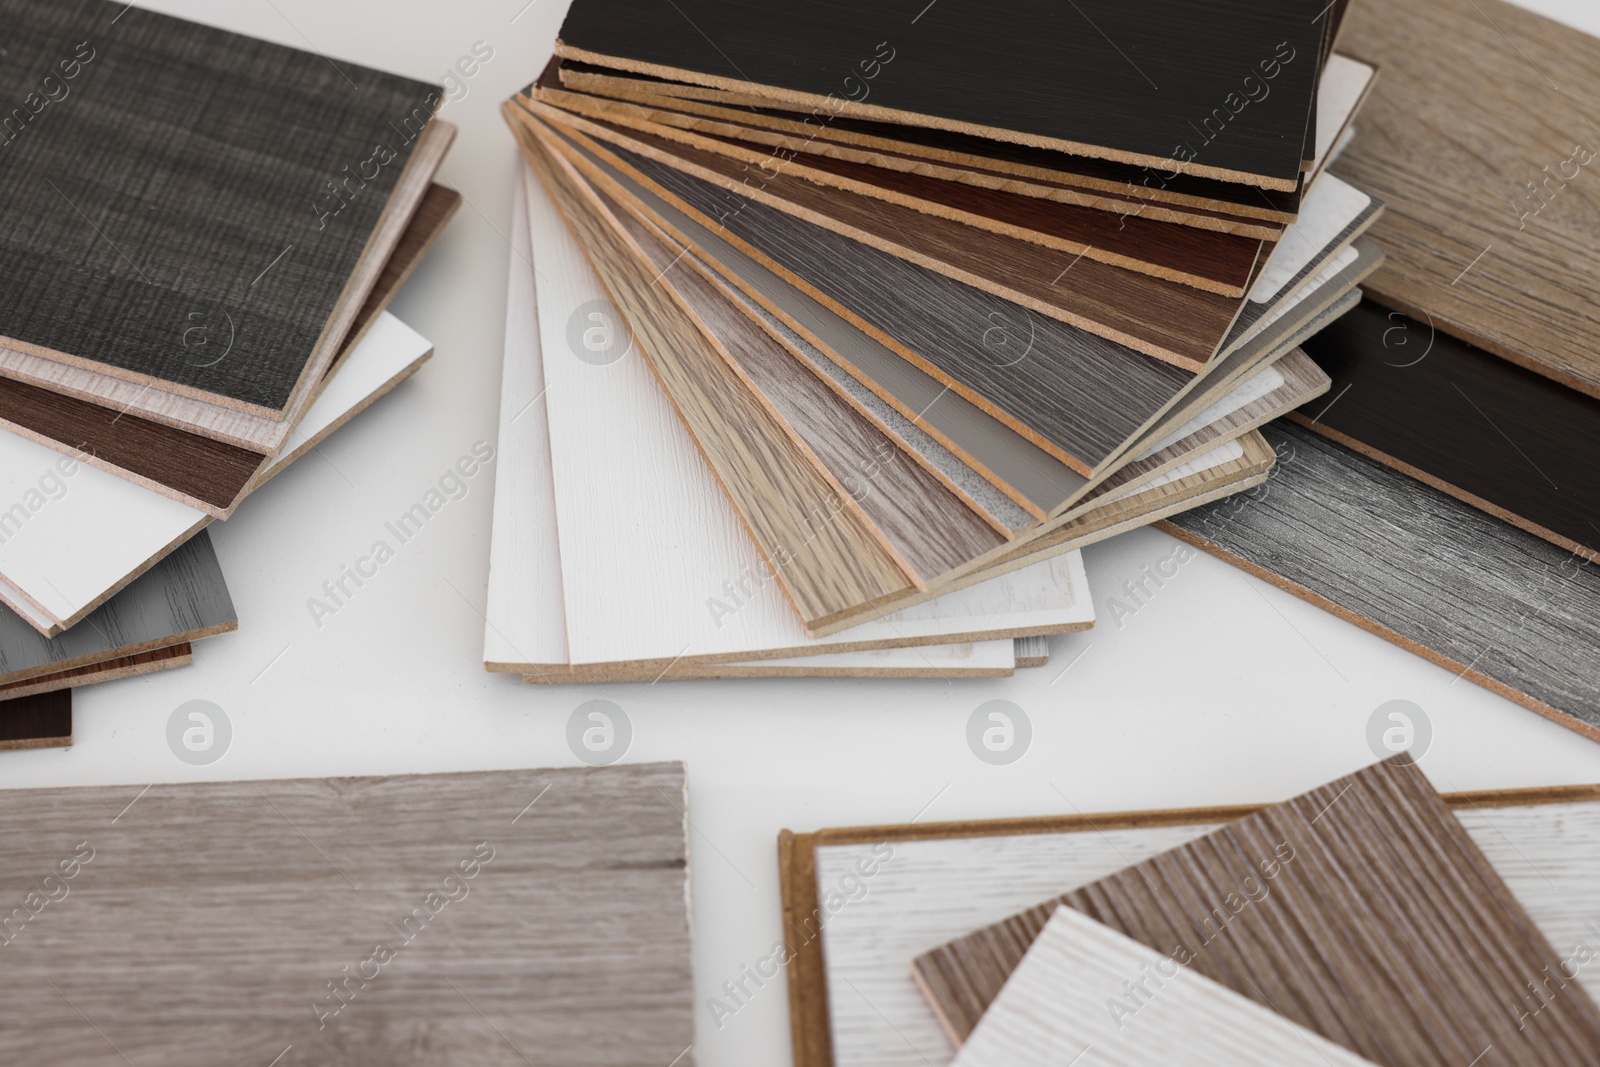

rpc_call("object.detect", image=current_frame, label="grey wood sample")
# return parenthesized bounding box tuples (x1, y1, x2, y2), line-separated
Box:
(0, 763, 694, 1067)
(0, 530, 236, 686)
(1163, 423, 1600, 741)
(0, 0, 439, 412)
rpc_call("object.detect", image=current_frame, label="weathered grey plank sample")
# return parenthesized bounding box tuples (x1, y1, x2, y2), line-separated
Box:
(0, 763, 694, 1067)
(1162, 423, 1600, 741)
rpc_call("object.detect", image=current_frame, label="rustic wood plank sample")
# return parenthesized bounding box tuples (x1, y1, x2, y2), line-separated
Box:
(0, 530, 235, 688)
(1335, 0, 1600, 398)
(786, 785, 1600, 1067)
(533, 87, 1270, 295)
(554, 0, 1324, 187)
(1297, 299, 1600, 562)
(1162, 423, 1600, 742)
(0, 182, 457, 515)
(0, 313, 434, 634)
(0, 0, 440, 414)
(0, 763, 694, 1066)
(914, 759, 1600, 1064)
(951, 906, 1378, 1067)
(0, 643, 192, 701)
(0, 689, 70, 751)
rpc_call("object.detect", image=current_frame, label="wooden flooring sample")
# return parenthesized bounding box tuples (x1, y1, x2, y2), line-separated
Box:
(789, 785, 1600, 1067)
(0, 643, 192, 700)
(554, 0, 1324, 187)
(1162, 423, 1600, 741)
(915, 758, 1600, 1065)
(951, 906, 1376, 1067)
(0, 530, 235, 688)
(0, 763, 694, 1066)
(0, 689, 70, 751)
(0, 183, 458, 516)
(1297, 298, 1600, 562)
(1335, 0, 1600, 398)
(0, 0, 439, 412)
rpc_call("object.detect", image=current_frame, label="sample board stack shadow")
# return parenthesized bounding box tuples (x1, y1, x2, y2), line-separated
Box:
(0, 0, 460, 748)
(488, 0, 1388, 682)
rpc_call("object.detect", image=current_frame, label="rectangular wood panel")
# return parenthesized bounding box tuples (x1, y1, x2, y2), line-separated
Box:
(0, 643, 192, 701)
(914, 758, 1600, 1065)
(0, 689, 70, 751)
(0, 763, 694, 1066)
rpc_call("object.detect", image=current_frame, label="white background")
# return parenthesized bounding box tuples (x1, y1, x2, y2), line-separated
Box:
(7, 2, 1600, 1063)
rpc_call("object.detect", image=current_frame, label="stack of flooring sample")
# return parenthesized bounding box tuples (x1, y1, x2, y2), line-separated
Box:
(777, 765, 1600, 1067)
(0, 0, 459, 744)
(490, 0, 1387, 681)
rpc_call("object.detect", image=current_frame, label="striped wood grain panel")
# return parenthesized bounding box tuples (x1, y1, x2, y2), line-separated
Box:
(1335, 0, 1600, 398)
(1297, 299, 1600, 562)
(515, 114, 916, 633)
(914, 758, 1600, 1065)
(0, 689, 70, 752)
(0, 643, 192, 701)
(1012, 636, 1050, 668)
(951, 907, 1377, 1066)
(0, 764, 694, 1066)
(786, 786, 1600, 1067)
(552, 0, 1324, 186)
(1162, 423, 1600, 741)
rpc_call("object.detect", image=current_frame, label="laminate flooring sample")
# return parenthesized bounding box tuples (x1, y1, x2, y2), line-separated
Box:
(554, 0, 1325, 187)
(0, 763, 694, 1067)
(0, 689, 70, 751)
(0, 0, 439, 412)
(1162, 423, 1600, 741)
(0, 643, 192, 700)
(951, 907, 1377, 1067)
(1335, 0, 1600, 398)
(915, 758, 1600, 1065)
(0, 530, 235, 687)
(1297, 298, 1600, 562)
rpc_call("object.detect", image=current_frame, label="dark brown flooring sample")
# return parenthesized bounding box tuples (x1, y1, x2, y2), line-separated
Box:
(915, 757, 1600, 1065)
(554, 0, 1325, 187)
(0, 183, 460, 515)
(1298, 299, 1600, 561)
(0, 0, 438, 410)
(1335, 0, 1600, 399)
(0, 643, 192, 700)
(0, 689, 70, 751)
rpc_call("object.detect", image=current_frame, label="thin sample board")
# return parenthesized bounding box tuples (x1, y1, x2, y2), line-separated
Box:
(0, 530, 235, 688)
(0, 0, 440, 414)
(1161, 422, 1600, 742)
(950, 906, 1376, 1066)
(914, 758, 1600, 1065)
(553, 0, 1325, 187)
(782, 784, 1600, 1067)
(1297, 298, 1600, 562)
(1335, 0, 1600, 398)
(0, 643, 192, 701)
(0, 689, 70, 751)
(0, 763, 694, 1066)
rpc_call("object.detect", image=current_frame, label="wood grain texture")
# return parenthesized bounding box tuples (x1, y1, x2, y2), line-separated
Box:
(787, 786, 1600, 1067)
(523, 103, 1251, 370)
(0, 763, 694, 1066)
(0, 642, 191, 700)
(1013, 636, 1049, 668)
(1334, 0, 1600, 398)
(915, 758, 1600, 1064)
(951, 906, 1377, 1066)
(1297, 298, 1600, 562)
(0, 530, 235, 687)
(0, 689, 70, 751)
(0, 0, 439, 412)
(553, 0, 1324, 186)
(1162, 423, 1600, 741)
(533, 85, 1269, 294)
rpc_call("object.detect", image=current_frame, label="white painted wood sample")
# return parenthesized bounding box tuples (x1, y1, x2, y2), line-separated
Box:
(0, 313, 433, 633)
(950, 907, 1377, 1066)
(1315, 56, 1376, 168)
(814, 801, 1600, 1067)
(1250, 175, 1372, 303)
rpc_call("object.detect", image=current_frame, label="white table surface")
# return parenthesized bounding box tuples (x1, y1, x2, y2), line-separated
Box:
(7, 2, 1600, 1063)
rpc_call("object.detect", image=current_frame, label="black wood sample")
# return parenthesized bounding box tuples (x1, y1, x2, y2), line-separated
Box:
(0, 689, 70, 751)
(0, 531, 236, 687)
(1298, 299, 1600, 562)
(0, 0, 440, 411)
(555, 0, 1326, 187)
(1163, 423, 1600, 742)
